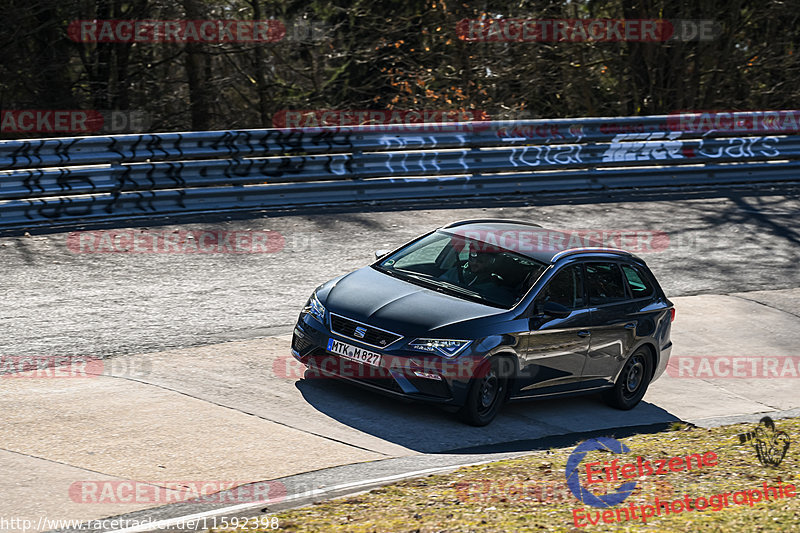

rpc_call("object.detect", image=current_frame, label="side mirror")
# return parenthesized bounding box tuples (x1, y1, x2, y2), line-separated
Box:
(374, 249, 390, 260)
(541, 301, 571, 319)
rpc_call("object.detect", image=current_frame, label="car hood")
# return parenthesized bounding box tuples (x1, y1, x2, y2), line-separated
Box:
(319, 266, 506, 336)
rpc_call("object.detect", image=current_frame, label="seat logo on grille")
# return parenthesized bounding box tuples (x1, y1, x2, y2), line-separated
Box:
(354, 326, 367, 338)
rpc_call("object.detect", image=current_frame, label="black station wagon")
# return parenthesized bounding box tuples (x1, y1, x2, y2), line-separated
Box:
(292, 220, 674, 425)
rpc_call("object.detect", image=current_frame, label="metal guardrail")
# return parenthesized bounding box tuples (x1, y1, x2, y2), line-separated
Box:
(1, 112, 799, 228)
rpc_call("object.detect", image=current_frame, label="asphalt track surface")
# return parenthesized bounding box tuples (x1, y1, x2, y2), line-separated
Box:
(2, 187, 800, 360)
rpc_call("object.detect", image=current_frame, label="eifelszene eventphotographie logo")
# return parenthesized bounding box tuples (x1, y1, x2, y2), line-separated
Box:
(566, 429, 796, 528)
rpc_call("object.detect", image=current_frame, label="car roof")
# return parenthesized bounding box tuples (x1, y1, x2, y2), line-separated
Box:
(441, 219, 634, 263)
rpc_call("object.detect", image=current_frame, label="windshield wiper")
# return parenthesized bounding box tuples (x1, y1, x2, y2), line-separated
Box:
(373, 264, 402, 279)
(395, 270, 499, 304)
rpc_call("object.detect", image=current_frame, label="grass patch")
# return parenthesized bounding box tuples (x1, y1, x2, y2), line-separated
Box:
(212, 417, 799, 532)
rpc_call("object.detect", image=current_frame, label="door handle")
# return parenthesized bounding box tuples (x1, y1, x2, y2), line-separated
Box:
(624, 322, 636, 329)
(577, 330, 591, 338)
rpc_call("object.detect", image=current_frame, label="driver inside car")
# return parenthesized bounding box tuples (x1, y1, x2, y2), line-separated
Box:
(440, 244, 514, 301)
(464, 249, 497, 286)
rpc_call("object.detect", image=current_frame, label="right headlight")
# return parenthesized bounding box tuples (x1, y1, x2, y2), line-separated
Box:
(408, 338, 472, 358)
(302, 292, 326, 324)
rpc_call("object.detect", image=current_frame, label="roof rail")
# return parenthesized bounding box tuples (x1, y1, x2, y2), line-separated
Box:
(550, 248, 632, 262)
(442, 219, 543, 229)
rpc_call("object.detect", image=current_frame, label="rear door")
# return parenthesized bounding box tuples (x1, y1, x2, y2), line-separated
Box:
(582, 262, 644, 385)
(516, 264, 592, 395)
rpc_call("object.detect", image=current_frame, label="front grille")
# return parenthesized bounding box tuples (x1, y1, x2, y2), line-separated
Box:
(329, 313, 402, 348)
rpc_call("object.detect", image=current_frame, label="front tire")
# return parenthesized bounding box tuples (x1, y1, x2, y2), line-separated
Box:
(458, 357, 509, 426)
(603, 347, 652, 410)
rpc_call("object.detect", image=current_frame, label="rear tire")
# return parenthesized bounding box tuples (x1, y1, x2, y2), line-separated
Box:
(458, 357, 510, 426)
(603, 347, 652, 410)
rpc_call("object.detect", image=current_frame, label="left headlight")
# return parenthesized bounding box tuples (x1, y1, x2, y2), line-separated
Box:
(408, 338, 472, 358)
(303, 292, 326, 324)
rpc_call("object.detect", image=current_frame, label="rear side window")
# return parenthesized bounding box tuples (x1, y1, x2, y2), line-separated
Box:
(622, 264, 655, 298)
(586, 263, 627, 305)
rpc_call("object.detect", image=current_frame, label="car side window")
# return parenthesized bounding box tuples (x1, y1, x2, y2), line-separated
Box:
(621, 264, 655, 298)
(538, 265, 585, 309)
(586, 263, 627, 305)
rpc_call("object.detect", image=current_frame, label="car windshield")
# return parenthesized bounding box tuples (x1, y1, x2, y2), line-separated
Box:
(373, 229, 548, 308)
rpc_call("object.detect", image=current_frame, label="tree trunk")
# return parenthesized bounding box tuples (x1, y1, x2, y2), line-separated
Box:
(182, 0, 212, 130)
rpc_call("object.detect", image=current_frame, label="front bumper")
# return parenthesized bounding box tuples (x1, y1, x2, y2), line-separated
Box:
(291, 312, 476, 406)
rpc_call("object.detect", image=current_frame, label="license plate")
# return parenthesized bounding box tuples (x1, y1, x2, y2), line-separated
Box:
(327, 338, 382, 367)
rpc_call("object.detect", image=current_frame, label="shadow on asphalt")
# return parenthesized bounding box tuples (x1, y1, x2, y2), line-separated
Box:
(295, 376, 682, 454)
